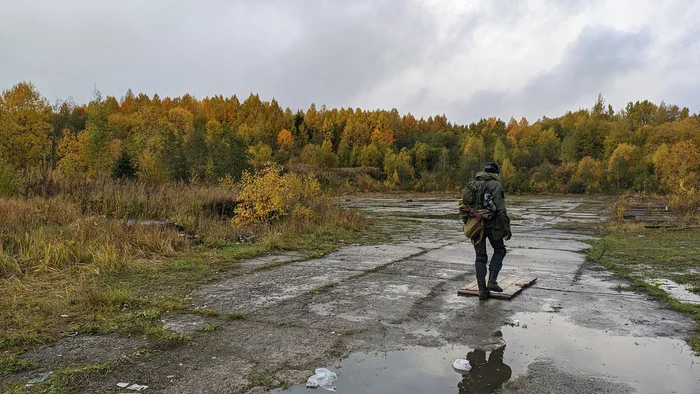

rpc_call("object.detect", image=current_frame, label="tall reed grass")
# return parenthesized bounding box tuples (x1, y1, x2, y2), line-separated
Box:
(0, 174, 368, 350)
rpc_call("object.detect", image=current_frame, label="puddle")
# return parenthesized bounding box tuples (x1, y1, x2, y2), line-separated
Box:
(272, 345, 475, 393)
(645, 278, 700, 304)
(504, 313, 700, 393)
(275, 312, 700, 394)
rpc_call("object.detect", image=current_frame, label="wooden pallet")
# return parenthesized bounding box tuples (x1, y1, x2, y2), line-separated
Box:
(458, 276, 538, 299)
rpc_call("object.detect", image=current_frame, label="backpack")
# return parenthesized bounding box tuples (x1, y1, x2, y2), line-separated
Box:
(461, 179, 485, 209)
(459, 179, 493, 246)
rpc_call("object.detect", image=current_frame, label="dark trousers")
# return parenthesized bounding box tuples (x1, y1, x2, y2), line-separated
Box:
(472, 227, 506, 283)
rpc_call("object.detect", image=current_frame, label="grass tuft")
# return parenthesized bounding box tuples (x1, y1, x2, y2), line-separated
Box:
(226, 312, 246, 321)
(0, 357, 37, 375)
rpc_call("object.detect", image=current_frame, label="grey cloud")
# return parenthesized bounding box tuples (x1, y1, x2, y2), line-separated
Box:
(245, 0, 437, 110)
(0, 1, 697, 122)
(449, 27, 653, 122)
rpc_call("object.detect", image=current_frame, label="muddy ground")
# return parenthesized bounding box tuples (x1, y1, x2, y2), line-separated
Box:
(10, 196, 700, 393)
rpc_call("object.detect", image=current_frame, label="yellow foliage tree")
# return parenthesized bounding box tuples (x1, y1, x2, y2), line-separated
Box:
(0, 82, 53, 168)
(166, 107, 194, 136)
(371, 128, 395, 146)
(575, 156, 604, 193)
(248, 142, 273, 167)
(462, 134, 485, 163)
(607, 143, 641, 190)
(652, 141, 700, 211)
(136, 136, 169, 183)
(233, 164, 321, 227)
(277, 129, 293, 150)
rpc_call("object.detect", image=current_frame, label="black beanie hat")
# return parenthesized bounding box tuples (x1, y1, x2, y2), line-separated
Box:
(485, 162, 500, 174)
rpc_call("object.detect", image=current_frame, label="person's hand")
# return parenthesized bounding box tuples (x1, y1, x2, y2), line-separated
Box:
(504, 233, 512, 241)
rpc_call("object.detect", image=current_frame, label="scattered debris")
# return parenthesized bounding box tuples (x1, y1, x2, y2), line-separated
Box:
(621, 196, 678, 222)
(166, 375, 175, 379)
(126, 383, 149, 391)
(117, 382, 149, 391)
(452, 358, 472, 373)
(505, 319, 525, 328)
(60, 314, 69, 318)
(638, 234, 645, 238)
(237, 230, 256, 243)
(26, 374, 51, 387)
(306, 368, 337, 391)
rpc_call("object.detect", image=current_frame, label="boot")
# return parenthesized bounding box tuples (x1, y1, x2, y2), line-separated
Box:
(478, 280, 490, 300)
(475, 263, 490, 300)
(488, 269, 503, 292)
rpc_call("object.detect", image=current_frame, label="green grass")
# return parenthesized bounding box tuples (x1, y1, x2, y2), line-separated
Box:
(1, 360, 117, 393)
(308, 283, 336, 295)
(587, 224, 700, 352)
(200, 324, 218, 332)
(226, 312, 246, 320)
(143, 326, 192, 348)
(247, 369, 276, 388)
(194, 308, 221, 317)
(0, 357, 36, 375)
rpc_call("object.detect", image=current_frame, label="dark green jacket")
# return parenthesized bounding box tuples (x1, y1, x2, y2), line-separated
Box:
(474, 171, 511, 239)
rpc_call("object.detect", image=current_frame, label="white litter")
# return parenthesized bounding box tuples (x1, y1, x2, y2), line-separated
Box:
(126, 383, 149, 391)
(306, 368, 337, 391)
(513, 319, 520, 327)
(452, 358, 472, 372)
(117, 382, 130, 388)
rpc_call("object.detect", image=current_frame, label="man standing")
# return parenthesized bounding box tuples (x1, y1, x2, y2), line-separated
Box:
(464, 162, 512, 300)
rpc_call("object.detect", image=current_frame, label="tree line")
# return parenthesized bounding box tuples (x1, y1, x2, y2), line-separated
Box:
(1, 81, 699, 202)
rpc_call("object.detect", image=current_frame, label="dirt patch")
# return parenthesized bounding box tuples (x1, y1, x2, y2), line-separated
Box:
(161, 314, 219, 336)
(22, 334, 148, 368)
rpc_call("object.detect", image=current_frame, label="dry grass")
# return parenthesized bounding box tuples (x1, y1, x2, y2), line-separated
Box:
(0, 176, 370, 353)
(0, 181, 239, 278)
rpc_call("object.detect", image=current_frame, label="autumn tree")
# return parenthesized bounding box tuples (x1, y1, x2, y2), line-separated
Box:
(570, 156, 604, 194)
(0, 82, 53, 169)
(355, 143, 381, 168)
(607, 143, 642, 190)
(384, 148, 414, 184)
(277, 129, 293, 150)
(652, 141, 700, 211)
(248, 142, 273, 168)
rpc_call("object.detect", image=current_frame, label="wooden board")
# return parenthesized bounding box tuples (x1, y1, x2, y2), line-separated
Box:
(458, 276, 538, 299)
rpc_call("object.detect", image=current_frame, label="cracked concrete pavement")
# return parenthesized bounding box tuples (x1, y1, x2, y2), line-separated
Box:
(17, 195, 700, 393)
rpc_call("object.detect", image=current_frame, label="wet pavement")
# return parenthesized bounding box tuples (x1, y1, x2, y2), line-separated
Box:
(17, 195, 700, 393)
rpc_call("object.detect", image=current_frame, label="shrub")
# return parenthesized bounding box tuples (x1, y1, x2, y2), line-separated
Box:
(233, 164, 322, 228)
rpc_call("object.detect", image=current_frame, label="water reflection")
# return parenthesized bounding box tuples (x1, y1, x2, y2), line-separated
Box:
(457, 345, 512, 394)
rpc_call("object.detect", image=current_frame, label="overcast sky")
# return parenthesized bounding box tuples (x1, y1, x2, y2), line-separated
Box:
(1, 0, 698, 124)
